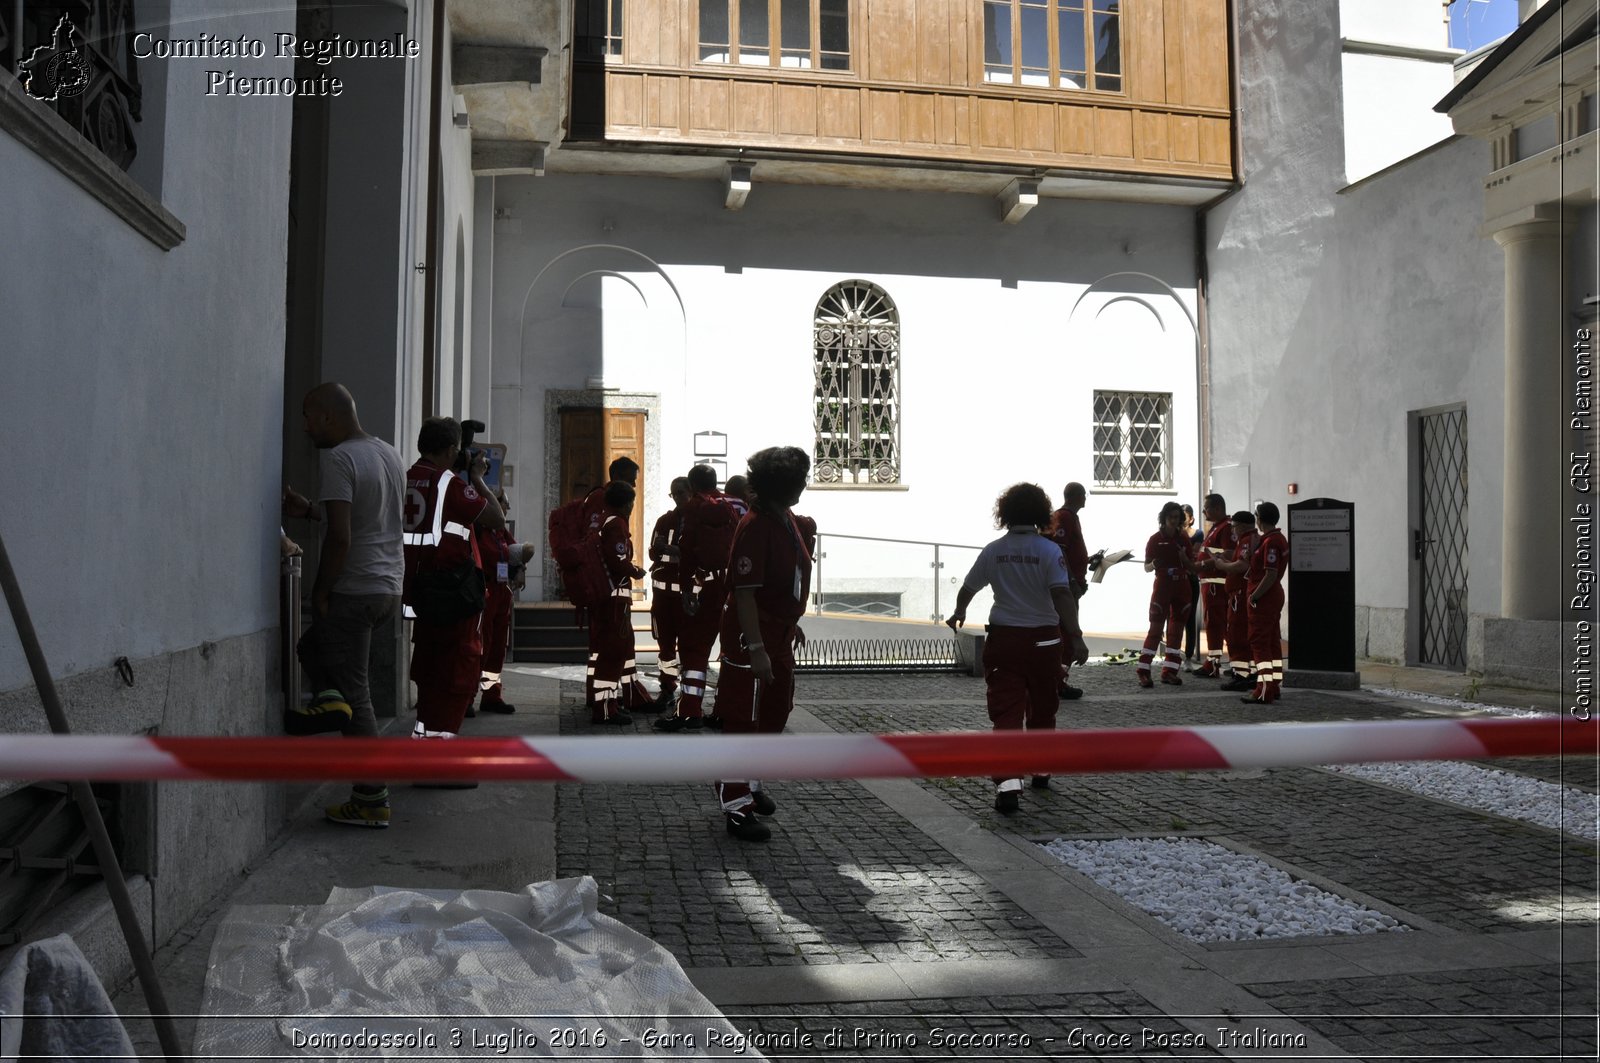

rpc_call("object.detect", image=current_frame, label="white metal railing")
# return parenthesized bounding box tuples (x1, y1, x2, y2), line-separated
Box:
(811, 532, 991, 625)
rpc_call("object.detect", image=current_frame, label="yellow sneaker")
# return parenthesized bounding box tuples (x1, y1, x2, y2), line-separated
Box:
(325, 797, 390, 828)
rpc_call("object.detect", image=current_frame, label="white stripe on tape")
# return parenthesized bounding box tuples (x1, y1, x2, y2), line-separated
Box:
(0, 736, 198, 779)
(1197, 720, 1489, 769)
(529, 734, 918, 783)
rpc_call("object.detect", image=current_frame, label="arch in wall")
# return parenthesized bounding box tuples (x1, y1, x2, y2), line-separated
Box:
(517, 243, 688, 371)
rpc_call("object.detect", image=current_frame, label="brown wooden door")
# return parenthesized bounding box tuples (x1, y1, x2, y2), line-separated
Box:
(558, 407, 648, 595)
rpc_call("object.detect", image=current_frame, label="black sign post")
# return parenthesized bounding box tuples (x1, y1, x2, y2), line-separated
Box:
(1285, 497, 1359, 689)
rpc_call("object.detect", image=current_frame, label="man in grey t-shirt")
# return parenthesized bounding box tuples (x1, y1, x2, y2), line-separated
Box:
(282, 383, 406, 829)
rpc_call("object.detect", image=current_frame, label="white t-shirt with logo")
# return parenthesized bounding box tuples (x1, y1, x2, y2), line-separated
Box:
(961, 527, 1070, 627)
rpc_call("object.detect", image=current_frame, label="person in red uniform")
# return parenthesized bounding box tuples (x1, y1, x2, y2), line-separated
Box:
(577, 457, 655, 711)
(403, 418, 504, 744)
(1214, 511, 1259, 691)
(949, 483, 1088, 815)
(655, 463, 741, 733)
(1137, 501, 1199, 688)
(714, 446, 817, 841)
(1046, 482, 1090, 700)
(592, 481, 647, 724)
(1190, 493, 1235, 679)
(648, 477, 692, 711)
(1242, 502, 1289, 704)
(473, 490, 535, 715)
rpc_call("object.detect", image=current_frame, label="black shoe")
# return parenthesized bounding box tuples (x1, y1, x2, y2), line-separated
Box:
(1240, 695, 1268, 705)
(631, 693, 667, 714)
(994, 790, 1020, 814)
(1219, 675, 1255, 692)
(703, 714, 725, 731)
(652, 714, 704, 733)
(751, 790, 777, 816)
(482, 701, 516, 714)
(1058, 685, 1083, 700)
(414, 781, 479, 790)
(1030, 775, 1051, 790)
(726, 811, 771, 841)
(605, 709, 634, 726)
(464, 703, 478, 718)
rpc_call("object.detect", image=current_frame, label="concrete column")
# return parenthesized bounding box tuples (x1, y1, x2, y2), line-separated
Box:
(1492, 215, 1568, 620)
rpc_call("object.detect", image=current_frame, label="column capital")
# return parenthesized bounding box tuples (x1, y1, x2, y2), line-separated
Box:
(1485, 203, 1574, 245)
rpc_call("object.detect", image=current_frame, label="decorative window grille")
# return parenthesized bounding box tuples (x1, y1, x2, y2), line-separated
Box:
(814, 281, 899, 485)
(699, 0, 850, 69)
(1093, 391, 1171, 488)
(4, 1, 143, 170)
(576, 0, 623, 56)
(983, 0, 1120, 91)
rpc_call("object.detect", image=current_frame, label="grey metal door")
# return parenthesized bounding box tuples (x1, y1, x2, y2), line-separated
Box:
(1417, 409, 1468, 668)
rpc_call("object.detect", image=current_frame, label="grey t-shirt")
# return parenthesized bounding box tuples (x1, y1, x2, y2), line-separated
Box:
(318, 435, 405, 596)
(961, 527, 1070, 627)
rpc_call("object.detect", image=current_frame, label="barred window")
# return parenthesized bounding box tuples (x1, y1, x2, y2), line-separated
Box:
(814, 281, 899, 485)
(1093, 391, 1171, 488)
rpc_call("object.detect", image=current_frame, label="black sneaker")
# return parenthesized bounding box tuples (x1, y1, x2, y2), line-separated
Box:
(725, 811, 771, 841)
(994, 790, 1020, 814)
(1220, 675, 1255, 692)
(653, 714, 704, 733)
(1030, 775, 1051, 790)
(482, 701, 516, 714)
(703, 714, 725, 731)
(605, 709, 634, 726)
(1058, 685, 1083, 700)
(751, 790, 777, 816)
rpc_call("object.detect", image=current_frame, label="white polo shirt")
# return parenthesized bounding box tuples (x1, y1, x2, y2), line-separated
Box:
(961, 526, 1070, 627)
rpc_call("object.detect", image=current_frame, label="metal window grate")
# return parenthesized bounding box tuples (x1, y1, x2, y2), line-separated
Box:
(1419, 409, 1468, 669)
(1092, 391, 1171, 489)
(814, 281, 900, 485)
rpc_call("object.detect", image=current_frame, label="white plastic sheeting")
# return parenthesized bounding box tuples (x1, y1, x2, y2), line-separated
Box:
(0, 934, 137, 1062)
(195, 877, 763, 1059)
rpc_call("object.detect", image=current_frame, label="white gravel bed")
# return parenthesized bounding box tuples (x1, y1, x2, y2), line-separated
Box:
(1364, 686, 1548, 718)
(1039, 837, 1408, 943)
(1326, 761, 1599, 841)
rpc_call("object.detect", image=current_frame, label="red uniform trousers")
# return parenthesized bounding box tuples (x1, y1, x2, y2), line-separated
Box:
(1226, 585, 1252, 678)
(672, 576, 727, 721)
(714, 615, 796, 813)
(1247, 584, 1285, 702)
(983, 626, 1061, 789)
(589, 594, 636, 720)
(1138, 587, 1192, 678)
(650, 581, 684, 696)
(1200, 583, 1228, 665)
(411, 613, 482, 735)
(478, 581, 513, 707)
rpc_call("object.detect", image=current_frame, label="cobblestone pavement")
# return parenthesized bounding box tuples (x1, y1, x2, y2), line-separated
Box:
(722, 993, 1220, 1058)
(1243, 963, 1599, 1060)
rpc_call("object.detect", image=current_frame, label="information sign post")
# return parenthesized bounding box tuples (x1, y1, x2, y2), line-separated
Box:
(1286, 498, 1359, 689)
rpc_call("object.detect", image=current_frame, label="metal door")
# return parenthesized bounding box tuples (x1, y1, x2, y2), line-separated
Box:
(1416, 408, 1468, 668)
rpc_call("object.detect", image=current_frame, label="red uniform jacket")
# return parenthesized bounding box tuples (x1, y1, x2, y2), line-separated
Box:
(679, 490, 742, 578)
(402, 461, 486, 607)
(1247, 530, 1289, 590)
(1047, 507, 1089, 586)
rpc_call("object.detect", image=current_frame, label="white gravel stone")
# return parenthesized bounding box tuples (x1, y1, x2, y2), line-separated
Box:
(1364, 686, 1547, 718)
(1039, 837, 1409, 943)
(1326, 760, 1599, 841)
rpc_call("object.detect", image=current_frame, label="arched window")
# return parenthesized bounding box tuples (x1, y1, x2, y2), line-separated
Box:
(813, 281, 900, 485)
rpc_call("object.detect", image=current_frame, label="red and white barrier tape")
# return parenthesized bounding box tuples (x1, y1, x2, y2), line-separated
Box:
(0, 717, 1587, 782)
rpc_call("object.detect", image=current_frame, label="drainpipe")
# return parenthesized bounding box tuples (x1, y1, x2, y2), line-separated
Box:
(420, 0, 447, 415)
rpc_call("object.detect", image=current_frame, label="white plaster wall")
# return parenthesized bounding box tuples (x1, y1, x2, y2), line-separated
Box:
(0, 0, 293, 689)
(1210, 0, 1506, 654)
(1341, 52, 1459, 182)
(434, 15, 477, 424)
(1340, 0, 1450, 46)
(492, 174, 1201, 633)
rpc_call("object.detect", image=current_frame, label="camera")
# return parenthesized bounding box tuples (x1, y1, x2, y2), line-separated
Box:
(455, 418, 487, 473)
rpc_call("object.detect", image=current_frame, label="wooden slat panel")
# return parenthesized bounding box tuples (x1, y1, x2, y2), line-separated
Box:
(1185, 0, 1229, 109)
(818, 86, 862, 138)
(1018, 101, 1055, 153)
(733, 80, 774, 133)
(1095, 107, 1133, 157)
(690, 78, 731, 132)
(937, 94, 969, 145)
(869, 0, 917, 82)
(609, 73, 644, 127)
(948, 0, 968, 88)
(1199, 115, 1230, 168)
(978, 97, 1014, 149)
(658, 0, 681, 66)
(1134, 110, 1168, 161)
(1130, 0, 1166, 104)
(902, 92, 937, 144)
(629, 0, 660, 63)
(1058, 104, 1094, 154)
(1163, 1, 1185, 105)
(868, 89, 901, 141)
(776, 83, 818, 136)
(1169, 113, 1199, 163)
(916, 0, 949, 84)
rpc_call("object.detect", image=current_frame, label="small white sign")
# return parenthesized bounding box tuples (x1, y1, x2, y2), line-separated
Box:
(1292, 532, 1351, 572)
(1291, 510, 1351, 531)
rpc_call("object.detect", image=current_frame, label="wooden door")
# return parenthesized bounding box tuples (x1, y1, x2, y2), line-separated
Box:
(559, 407, 648, 594)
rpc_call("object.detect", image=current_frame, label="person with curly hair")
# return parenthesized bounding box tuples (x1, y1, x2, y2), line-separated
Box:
(947, 483, 1089, 815)
(714, 446, 817, 841)
(1137, 501, 1199, 688)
